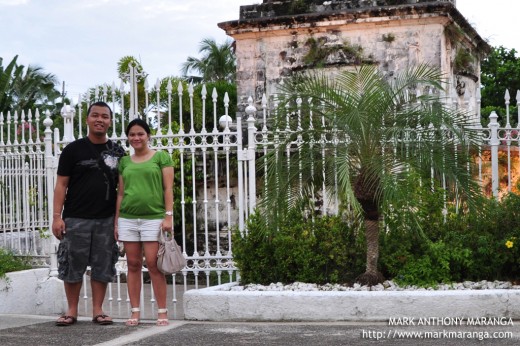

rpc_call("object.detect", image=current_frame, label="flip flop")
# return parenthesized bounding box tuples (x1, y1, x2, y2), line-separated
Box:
(92, 314, 113, 325)
(56, 315, 77, 326)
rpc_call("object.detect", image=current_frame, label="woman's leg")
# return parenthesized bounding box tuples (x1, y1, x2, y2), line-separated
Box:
(143, 241, 168, 323)
(124, 241, 143, 321)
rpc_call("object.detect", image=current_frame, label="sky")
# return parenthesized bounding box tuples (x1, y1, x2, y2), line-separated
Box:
(0, 0, 518, 101)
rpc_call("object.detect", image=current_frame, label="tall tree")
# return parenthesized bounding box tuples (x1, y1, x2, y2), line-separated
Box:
(181, 38, 236, 83)
(13, 65, 60, 110)
(258, 65, 485, 285)
(115, 55, 147, 118)
(0, 56, 24, 113)
(0, 55, 60, 113)
(480, 46, 520, 126)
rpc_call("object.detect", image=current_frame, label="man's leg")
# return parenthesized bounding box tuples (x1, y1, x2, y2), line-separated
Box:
(64, 281, 82, 315)
(91, 279, 111, 323)
(56, 281, 82, 325)
(90, 216, 115, 324)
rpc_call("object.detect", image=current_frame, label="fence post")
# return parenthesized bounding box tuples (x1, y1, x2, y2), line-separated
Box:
(43, 112, 58, 276)
(60, 104, 75, 142)
(488, 111, 500, 199)
(245, 97, 257, 214)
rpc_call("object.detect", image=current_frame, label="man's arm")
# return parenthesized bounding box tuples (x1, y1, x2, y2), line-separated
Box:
(52, 175, 69, 240)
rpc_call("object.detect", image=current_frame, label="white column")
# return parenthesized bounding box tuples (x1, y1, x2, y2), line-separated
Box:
(488, 111, 500, 199)
(245, 97, 257, 213)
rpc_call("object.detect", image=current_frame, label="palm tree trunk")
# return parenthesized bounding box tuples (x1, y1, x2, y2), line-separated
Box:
(356, 219, 384, 286)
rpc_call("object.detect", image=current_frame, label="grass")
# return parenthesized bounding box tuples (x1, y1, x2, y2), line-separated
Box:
(0, 248, 32, 281)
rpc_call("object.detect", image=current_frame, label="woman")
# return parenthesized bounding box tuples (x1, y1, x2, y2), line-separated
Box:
(115, 118, 174, 326)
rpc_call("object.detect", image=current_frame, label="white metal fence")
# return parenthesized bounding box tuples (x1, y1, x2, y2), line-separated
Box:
(0, 109, 51, 266)
(1, 84, 520, 287)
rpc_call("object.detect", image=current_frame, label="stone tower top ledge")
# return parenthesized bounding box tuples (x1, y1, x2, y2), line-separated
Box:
(218, 0, 489, 54)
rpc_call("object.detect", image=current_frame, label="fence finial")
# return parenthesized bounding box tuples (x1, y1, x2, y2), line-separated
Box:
(61, 104, 76, 142)
(245, 96, 256, 120)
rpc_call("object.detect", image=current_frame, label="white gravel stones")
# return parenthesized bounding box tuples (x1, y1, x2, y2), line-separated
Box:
(229, 280, 520, 292)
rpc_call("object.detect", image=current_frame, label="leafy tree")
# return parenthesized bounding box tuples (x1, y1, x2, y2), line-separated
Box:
(117, 56, 146, 83)
(0, 55, 60, 114)
(194, 81, 237, 131)
(13, 65, 60, 110)
(117, 55, 148, 118)
(258, 65, 485, 285)
(181, 38, 236, 83)
(0, 56, 23, 113)
(480, 46, 520, 127)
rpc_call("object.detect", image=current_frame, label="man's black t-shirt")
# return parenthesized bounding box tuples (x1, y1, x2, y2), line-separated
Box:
(57, 138, 125, 219)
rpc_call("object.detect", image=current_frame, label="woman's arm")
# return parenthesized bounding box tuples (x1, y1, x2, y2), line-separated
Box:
(114, 174, 125, 241)
(161, 166, 174, 232)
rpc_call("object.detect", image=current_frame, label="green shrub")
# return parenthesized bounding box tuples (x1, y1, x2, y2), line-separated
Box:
(380, 192, 520, 286)
(235, 191, 520, 287)
(0, 248, 31, 280)
(232, 210, 365, 285)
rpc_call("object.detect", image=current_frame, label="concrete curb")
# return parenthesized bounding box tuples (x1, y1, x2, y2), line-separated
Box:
(0, 268, 66, 315)
(183, 283, 520, 322)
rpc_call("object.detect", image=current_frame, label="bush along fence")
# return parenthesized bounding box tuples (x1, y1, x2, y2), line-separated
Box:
(1, 79, 519, 289)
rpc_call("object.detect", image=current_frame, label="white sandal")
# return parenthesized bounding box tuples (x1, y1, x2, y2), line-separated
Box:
(125, 307, 140, 326)
(156, 308, 169, 326)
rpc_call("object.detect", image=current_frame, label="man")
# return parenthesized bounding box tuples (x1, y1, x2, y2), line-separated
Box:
(52, 101, 125, 326)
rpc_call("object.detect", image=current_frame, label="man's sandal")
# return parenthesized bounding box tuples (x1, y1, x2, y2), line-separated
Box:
(55, 315, 77, 326)
(92, 314, 113, 325)
(156, 308, 169, 326)
(125, 307, 140, 326)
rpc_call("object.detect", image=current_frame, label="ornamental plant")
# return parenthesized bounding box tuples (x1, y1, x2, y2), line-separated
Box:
(232, 209, 365, 285)
(0, 248, 31, 281)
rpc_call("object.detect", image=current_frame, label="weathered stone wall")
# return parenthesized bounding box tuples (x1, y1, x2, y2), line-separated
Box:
(244, 0, 457, 20)
(219, 1, 487, 119)
(233, 18, 451, 100)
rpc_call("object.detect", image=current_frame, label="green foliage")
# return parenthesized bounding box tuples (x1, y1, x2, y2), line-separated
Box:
(454, 48, 474, 73)
(232, 210, 365, 285)
(0, 55, 61, 114)
(149, 78, 237, 133)
(382, 33, 395, 43)
(481, 46, 520, 112)
(480, 105, 518, 128)
(194, 81, 237, 131)
(259, 64, 484, 285)
(0, 248, 31, 281)
(380, 193, 520, 286)
(181, 38, 236, 83)
(303, 37, 365, 67)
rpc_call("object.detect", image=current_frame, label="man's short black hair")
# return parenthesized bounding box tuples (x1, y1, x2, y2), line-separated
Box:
(87, 101, 113, 118)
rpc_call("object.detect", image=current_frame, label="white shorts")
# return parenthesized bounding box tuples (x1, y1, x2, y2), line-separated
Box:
(118, 217, 162, 242)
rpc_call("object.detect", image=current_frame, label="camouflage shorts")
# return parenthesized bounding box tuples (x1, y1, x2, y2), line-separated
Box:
(57, 217, 119, 283)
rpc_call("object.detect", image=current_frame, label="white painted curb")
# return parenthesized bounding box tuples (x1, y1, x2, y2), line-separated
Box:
(0, 268, 66, 315)
(184, 283, 520, 322)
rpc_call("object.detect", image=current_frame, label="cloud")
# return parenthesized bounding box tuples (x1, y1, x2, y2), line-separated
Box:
(0, 0, 28, 5)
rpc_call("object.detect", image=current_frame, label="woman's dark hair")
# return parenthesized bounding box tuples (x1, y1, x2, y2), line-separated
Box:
(125, 118, 151, 137)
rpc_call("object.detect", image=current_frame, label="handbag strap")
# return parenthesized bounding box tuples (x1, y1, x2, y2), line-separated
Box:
(159, 227, 171, 244)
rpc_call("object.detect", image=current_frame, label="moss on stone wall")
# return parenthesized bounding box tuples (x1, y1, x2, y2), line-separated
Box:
(302, 37, 369, 67)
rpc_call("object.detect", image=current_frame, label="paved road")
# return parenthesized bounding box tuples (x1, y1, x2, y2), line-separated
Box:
(1, 314, 519, 345)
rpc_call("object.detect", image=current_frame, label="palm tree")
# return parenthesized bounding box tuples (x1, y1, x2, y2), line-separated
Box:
(1, 55, 60, 114)
(0, 55, 24, 113)
(258, 65, 485, 285)
(114, 55, 148, 118)
(13, 64, 60, 111)
(117, 55, 146, 83)
(181, 38, 236, 83)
